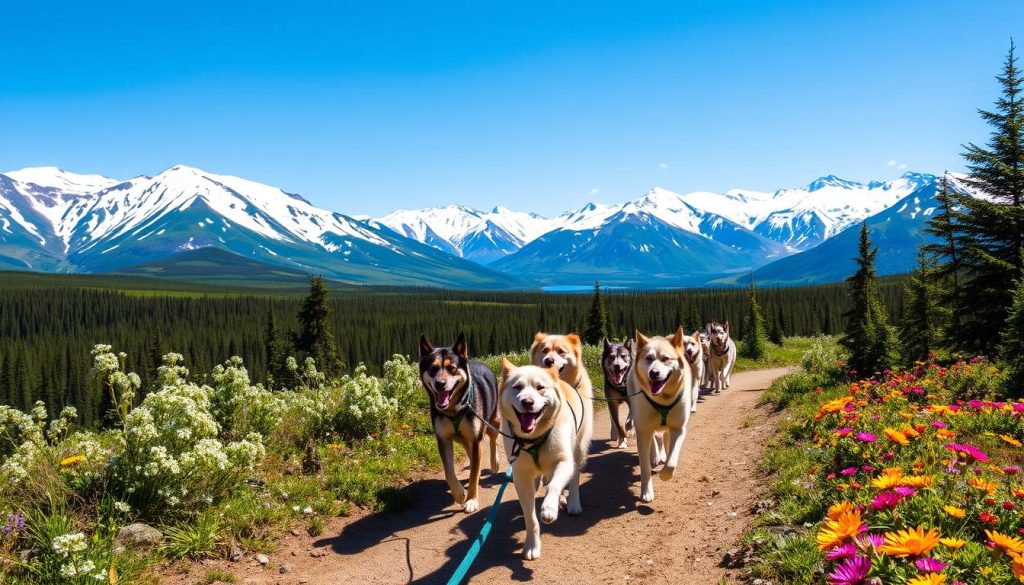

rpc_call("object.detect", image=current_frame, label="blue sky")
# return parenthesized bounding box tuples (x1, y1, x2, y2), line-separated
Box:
(1, 1, 1021, 216)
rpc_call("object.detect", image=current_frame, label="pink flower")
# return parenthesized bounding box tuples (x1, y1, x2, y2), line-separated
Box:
(931, 420, 947, 428)
(893, 486, 916, 498)
(825, 542, 858, 560)
(856, 432, 876, 443)
(857, 533, 884, 551)
(881, 451, 895, 460)
(840, 467, 858, 476)
(871, 491, 901, 511)
(836, 428, 853, 437)
(915, 557, 947, 572)
(1006, 466, 1020, 475)
(828, 556, 871, 585)
(860, 465, 875, 473)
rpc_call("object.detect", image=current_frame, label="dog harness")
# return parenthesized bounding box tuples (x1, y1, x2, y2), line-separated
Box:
(711, 342, 732, 358)
(642, 390, 684, 426)
(440, 378, 474, 435)
(510, 428, 554, 466)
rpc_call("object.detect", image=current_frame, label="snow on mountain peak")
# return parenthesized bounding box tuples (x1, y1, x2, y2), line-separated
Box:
(5, 166, 121, 194)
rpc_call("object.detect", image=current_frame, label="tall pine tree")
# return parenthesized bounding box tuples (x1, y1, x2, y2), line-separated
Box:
(583, 281, 608, 345)
(923, 176, 967, 349)
(841, 224, 897, 376)
(899, 250, 945, 366)
(296, 276, 342, 378)
(264, 305, 288, 389)
(740, 277, 767, 360)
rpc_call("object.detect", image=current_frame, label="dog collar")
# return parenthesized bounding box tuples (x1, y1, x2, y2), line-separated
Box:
(511, 428, 553, 466)
(711, 343, 730, 357)
(642, 390, 685, 426)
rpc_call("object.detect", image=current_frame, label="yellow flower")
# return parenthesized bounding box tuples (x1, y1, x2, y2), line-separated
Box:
(940, 537, 967, 549)
(899, 475, 934, 488)
(1002, 434, 1023, 448)
(879, 525, 940, 557)
(1011, 551, 1024, 580)
(827, 501, 855, 520)
(871, 468, 905, 489)
(816, 509, 865, 551)
(970, 477, 999, 494)
(817, 396, 854, 419)
(907, 574, 946, 585)
(902, 425, 921, 438)
(943, 505, 966, 519)
(884, 427, 910, 445)
(60, 455, 85, 467)
(986, 529, 1024, 554)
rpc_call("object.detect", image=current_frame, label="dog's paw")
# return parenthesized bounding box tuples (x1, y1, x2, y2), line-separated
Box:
(451, 484, 467, 505)
(640, 488, 655, 503)
(463, 498, 479, 514)
(659, 466, 675, 482)
(566, 497, 582, 516)
(616, 439, 629, 449)
(523, 538, 542, 560)
(540, 503, 558, 524)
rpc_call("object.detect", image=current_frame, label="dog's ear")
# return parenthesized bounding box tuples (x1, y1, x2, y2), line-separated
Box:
(724, 321, 730, 335)
(419, 335, 434, 359)
(530, 332, 546, 355)
(602, 337, 611, 354)
(624, 337, 632, 352)
(500, 357, 515, 382)
(453, 332, 468, 360)
(566, 333, 581, 348)
(691, 330, 701, 341)
(635, 329, 649, 348)
(671, 326, 685, 351)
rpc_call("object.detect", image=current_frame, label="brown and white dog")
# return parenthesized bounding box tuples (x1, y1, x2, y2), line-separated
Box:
(681, 331, 704, 414)
(706, 321, 737, 394)
(419, 334, 501, 513)
(601, 337, 634, 448)
(530, 332, 594, 412)
(499, 359, 593, 560)
(627, 328, 693, 503)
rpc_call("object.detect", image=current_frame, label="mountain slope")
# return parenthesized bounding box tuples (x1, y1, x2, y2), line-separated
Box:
(0, 166, 525, 289)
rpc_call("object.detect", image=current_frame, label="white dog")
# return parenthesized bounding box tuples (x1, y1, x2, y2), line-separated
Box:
(627, 328, 692, 503)
(499, 358, 593, 560)
(706, 321, 737, 394)
(681, 331, 704, 413)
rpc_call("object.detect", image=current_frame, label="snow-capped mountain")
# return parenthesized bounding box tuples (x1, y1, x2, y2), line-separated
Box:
(375, 205, 557, 264)
(0, 165, 523, 288)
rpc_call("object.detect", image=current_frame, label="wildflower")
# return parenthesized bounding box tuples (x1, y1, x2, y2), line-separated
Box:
(52, 532, 88, 557)
(857, 532, 885, 551)
(817, 509, 865, 550)
(969, 477, 998, 494)
(856, 431, 876, 443)
(915, 557, 947, 572)
(945, 443, 988, 463)
(60, 455, 86, 467)
(1001, 434, 1023, 447)
(979, 512, 999, 524)
(840, 467, 857, 476)
(825, 542, 858, 560)
(884, 428, 909, 445)
(871, 491, 902, 511)
(943, 505, 966, 519)
(940, 537, 966, 549)
(906, 575, 946, 585)
(836, 427, 852, 437)
(1007, 466, 1021, 475)
(827, 555, 871, 585)
(985, 529, 1024, 554)
(827, 501, 855, 520)
(1, 512, 25, 536)
(879, 525, 940, 557)
(1004, 501, 1017, 511)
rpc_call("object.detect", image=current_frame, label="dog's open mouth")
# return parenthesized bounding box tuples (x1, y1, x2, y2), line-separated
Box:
(649, 377, 668, 395)
(608, 368, 627, 386)
(435, 388, 453, 409)
(515, 409, 543, 433)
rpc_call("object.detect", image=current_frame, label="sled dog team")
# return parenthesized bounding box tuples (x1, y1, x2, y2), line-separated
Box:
(418, 322, 738, 560)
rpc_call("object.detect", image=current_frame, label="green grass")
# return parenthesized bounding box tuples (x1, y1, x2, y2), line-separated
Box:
(200, 569, 237, 584)
(733, 336, 824, 373)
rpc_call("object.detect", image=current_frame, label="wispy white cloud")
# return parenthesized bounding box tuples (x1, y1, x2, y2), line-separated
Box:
(886, 160, 897, 168)
(897, 163, 908, 171)
(658, 162, 670, 169)
(589, 188, 599, 195)
(886, 160, 909, 171)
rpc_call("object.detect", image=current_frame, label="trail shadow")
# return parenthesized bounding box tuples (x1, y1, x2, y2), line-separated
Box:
(410, 440, 640, 584)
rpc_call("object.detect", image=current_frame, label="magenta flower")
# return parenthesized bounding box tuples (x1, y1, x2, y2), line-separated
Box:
(856, 431, 876, 443)
(871, 491, 901, 511)
(840, 467, 857, 476)
(1006, 466, 1020, 475)
(893, 486, 916, 498)
(1013, 403, 1024, 413)
(881, 451, 895, 460)
(828, 556, 871, 585)
(914, 557, 947, 572)
(836, 427, 853, 437)
(857, 533, 884, 551)
(825, 542, 858, 560)
(945, 442, 989, 462)
(931, 420, 947, 428)
(860, 465, 875, 473)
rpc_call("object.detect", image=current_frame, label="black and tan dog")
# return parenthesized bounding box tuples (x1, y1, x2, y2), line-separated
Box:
(601, 337, 634, 448)
(419, 333, 500, 513)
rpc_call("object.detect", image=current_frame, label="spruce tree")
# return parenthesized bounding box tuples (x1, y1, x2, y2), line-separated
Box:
(296, 276, 342, 378)
(841, 224, 897, 376)
(899, 250, 945, 366)
(264, 305, 288, 388)
(923, 177, 966, 348)
(583, 281, 608, 345)
(768, 308, 785, 346)
(740, 277, 767, 360)
(957, 40, 1024, 353)
(1000, 250, 1024, 395)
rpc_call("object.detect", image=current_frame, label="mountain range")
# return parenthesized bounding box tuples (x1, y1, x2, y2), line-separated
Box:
(0, 164, 976, 289)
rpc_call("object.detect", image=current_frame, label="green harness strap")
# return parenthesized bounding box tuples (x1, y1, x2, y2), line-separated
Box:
(642, 390, 684, 426)
(513, 428, 553, 466)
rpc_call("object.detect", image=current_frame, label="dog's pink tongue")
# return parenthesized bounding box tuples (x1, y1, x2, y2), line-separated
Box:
(519, 412, 540, 433)
(650, 378, 667, 395)
(436, 389, 452, 408)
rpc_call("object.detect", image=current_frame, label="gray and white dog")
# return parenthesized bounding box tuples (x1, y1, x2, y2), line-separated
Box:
(698, 331, 712, 389)
(706, 321, 737, 394)
(601, 337, 634, 449)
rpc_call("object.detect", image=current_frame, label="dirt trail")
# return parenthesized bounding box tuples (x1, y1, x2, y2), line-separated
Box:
(170, 367, 791, 585)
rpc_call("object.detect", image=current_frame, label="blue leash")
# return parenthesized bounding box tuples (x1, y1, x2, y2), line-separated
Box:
(445, 464, 514, 585)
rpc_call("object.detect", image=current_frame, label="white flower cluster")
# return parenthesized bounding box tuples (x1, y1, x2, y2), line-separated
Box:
(209, 357, 286, 438)
(0, 404, 47, 485)
(381, 354, 421, 419)
(53, 532, 106, 581)
(52, 532, 88, 557)
(333, 364, 399, 438)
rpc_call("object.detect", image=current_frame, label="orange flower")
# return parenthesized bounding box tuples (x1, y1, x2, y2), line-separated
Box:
(907, 575, 946, 585)
(943, 505, 966, 519)
(60, 455, 85, 467)
(969, 477, 999, 495)
(879, 525, 940, 557)
(827, 501, 854, 520)
(884, 428, 910, 445)
(940, 537, 967, 549)
(1011, 551, 1024, 580)
(902, 425, 921, 439)
(817, 396, 854, 419)
(871, 468, 904, 489)
(1002, 434, 1023, 448)
(899, 475, 934, 489)
(816, 509, 865, 551)
(986, 529, 1024, 554)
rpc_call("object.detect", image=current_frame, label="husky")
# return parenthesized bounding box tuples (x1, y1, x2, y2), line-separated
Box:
(706, 321, 737, 394)
(601, 337, 634, 448)
(699, 331, 713, 389)
(499, 358, 593, 560)
(418, 333, 501, 514)
(530, 332, 594, 414)
(681, 331, 704, 413)
(627, 328, 693, 503)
